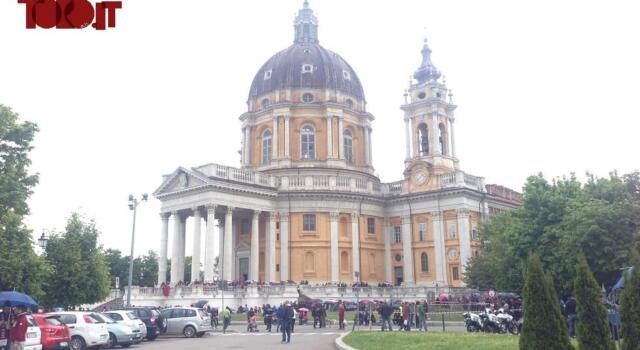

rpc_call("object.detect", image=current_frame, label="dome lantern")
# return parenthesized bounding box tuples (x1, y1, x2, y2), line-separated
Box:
(294, 0, 319, 44)
(413, 38, 442, 84)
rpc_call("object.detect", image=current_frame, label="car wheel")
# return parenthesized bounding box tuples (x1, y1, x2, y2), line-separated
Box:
(106, 334, 116, 349)
(183, 326, 196, 338)
(70, 336, 86, 350)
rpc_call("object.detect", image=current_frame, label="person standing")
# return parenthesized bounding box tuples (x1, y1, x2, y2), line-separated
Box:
(281, 303, 293, 344)
(0, 303, 12, 350)
(416, 301, 426, 331)
(402, 302, 411, 331)
(222, 307, 231, 332)
(337, 301, 345, 330)
(380, 302, 393, 331)
(263, 304, 273, 332)
(9, 307, 27, 350)
(290, 305, 297, 333)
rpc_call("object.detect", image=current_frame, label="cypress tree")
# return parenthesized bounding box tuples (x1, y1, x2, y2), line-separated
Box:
(620, 253, 640, 350)
(574, 254, 615, 350)
(520, 253, 574, 350)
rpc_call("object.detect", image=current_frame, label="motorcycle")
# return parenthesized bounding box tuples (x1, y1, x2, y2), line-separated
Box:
(495, 308, 519, 335)
(479, 308, 502, 333)
(463, 312, 483, 332)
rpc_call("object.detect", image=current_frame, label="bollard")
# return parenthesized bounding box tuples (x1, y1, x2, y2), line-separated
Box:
(442, 313, 445, 332)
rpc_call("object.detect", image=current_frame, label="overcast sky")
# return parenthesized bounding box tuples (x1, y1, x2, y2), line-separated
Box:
(0, 0, 638, 261)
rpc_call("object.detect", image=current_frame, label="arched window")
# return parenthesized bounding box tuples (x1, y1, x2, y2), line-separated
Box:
(301, 124, 315, 160)
(344, 128, 353, 163)
(304, 251, 315, 273)
(261, 98, 270, 109)
(345, 99, 353, 108)
(262, 129, 272, 164)
(417, 123, 429, 156)
(438, 123, 447, 155)
(421, 252, 429, 272)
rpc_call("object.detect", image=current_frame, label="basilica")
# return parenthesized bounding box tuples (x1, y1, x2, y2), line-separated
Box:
(152, 1, 520, 290)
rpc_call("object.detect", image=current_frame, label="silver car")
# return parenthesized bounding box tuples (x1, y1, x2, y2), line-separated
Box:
(159, 308, 212, 338)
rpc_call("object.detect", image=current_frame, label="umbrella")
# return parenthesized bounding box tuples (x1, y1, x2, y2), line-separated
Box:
(0, 291, 38, 307)
(194, 300, 208, 308)
(298, 307, 309, 312)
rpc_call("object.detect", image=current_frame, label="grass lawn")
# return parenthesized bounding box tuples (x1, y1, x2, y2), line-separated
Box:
(343, 331, 520, 350)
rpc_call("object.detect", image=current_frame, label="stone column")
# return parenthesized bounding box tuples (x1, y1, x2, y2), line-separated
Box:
(203, 205, 217, 282)
(284, 115, 291, 159)
(363, 126, 370, 166)
(267, 212, 277, 283)
(330, 212, 339, 283)
(432, 106, 441, 155)
(170, 211, 180, 284)
(401, 215, 414, 285)
(338, 116, 345, 160)
(244, 126, 252, 165)
(223, 207, 233, 281)
(326, 116, 333, 158)
(191, 208, 202, 283)
(383, 217, 392, 284)
(250, 210, 260, 282)
(368, 127, 373, 165)
(178, 217, 186, 282)
(351, 213, 360, 282)
(218, 218, 224, 279)
(280, 213, 290, 282)
(404, 117, 411, 160)
(457, 209, 471, 274)
(450, 119, 456, 158)
(272, 116, 279, 159)
(431, 211, 448, 284)
(158, 213, 169, 285)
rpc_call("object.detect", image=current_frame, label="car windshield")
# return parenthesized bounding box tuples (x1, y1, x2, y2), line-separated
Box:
(126, 312, 137, 320)
(92, 314, 114, 324)
(44, 317, 63, 326)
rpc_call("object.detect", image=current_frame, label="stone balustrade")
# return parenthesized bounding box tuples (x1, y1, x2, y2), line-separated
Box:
(192, 163, 485, 196)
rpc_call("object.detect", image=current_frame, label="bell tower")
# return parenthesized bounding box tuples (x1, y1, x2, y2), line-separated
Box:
(401, 39, 459, 188)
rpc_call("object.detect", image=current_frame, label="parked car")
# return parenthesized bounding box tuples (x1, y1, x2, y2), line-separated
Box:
(159, 307, 212, 338)
(25, 315, 43, 350)
(90, 313, 138, 348)
(102, 311, 146, 341)
(48, 312, 108, 350)
(122, 307, 164, 340)
(32, 314, 70, 350)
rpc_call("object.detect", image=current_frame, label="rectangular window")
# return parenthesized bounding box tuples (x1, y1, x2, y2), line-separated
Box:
(447, 219, 457, 239)
(452, 266, 460, 281)
(419, 222, 427, 241)
(276, 264, 280, 272)
(276, 234, 280, 241)
(367, 217, 375, 234)
(241, 220, 250, 235)
(394, 226, 402, 244)
(276, 222, 280, 230)
(303, 214, 316, 231)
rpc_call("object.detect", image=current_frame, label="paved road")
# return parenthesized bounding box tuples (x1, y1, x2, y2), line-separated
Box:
(150, 325, 345, 350)
(142, 322, 465, 350)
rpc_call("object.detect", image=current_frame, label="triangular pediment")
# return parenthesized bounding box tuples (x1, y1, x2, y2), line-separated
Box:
(153, 167, 209, 197)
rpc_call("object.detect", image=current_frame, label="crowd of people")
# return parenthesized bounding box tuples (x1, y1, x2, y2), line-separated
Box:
(0, 303, 30, 350)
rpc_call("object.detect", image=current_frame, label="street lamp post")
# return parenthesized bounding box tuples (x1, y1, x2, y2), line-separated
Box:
(127, 193, 148, 307)
(37, 231, 49, 252)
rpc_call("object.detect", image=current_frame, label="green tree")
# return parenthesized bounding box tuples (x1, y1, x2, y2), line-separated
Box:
(520, 253, 573, 350)
(0, 105, 50, 300)
(620, 253, 640, 350)
(574, 254, 615, 350)
(104, 248, 128, 288)
(132, 251, 158, 287)
(466, 172, 640, 295)
(44, 213, 110, 308)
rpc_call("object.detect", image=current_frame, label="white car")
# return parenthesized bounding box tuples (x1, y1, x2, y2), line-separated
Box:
(49, 312, 108, 350)
(102, 311, 146, 342)
(25, 315, 42, 350)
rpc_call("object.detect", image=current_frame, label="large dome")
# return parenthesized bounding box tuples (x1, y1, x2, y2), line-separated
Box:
(248, 43, 365, 102)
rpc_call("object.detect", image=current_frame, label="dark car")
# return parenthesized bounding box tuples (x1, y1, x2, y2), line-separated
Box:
(122, 307, 165, 340)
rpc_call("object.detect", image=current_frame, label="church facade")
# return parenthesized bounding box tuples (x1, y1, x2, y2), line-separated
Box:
(152, 1, 520, 289)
